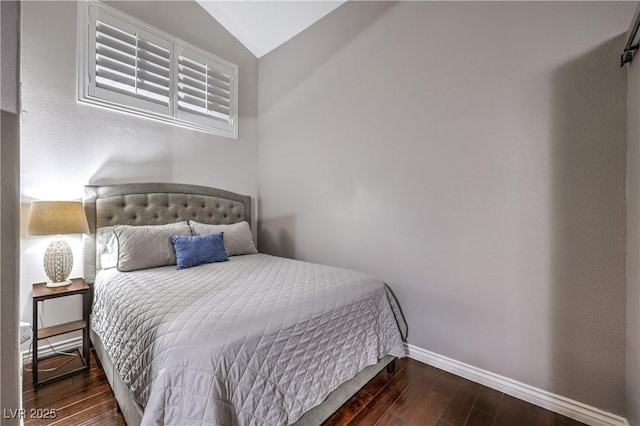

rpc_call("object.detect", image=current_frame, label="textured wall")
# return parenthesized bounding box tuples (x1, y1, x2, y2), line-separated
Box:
(627, 54, 640, 426)
(20, 1, 258, 331)
(258, 1, 631, 414)
(1, 1, 21, 423)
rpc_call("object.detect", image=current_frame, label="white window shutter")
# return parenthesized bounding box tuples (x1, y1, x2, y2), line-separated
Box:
(176, 46, 238, 137)
(79, 2, 238, 138)
(89, 8, 172, 115)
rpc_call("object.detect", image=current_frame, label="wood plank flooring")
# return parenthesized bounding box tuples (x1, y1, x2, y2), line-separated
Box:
(23, 351, 586, 426)
(324, 358, 587, 426)
(22, 349, 125, 426)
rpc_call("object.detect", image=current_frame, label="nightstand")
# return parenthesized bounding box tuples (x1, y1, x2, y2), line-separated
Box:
(32, 278, 90, 386)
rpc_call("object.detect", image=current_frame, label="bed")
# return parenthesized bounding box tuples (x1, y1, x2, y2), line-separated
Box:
(83, 183, 407, 425)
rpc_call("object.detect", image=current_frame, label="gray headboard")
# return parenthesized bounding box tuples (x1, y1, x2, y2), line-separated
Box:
(83, 183, 252, 284)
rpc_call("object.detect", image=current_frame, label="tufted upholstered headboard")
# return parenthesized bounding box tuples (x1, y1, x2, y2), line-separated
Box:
(83, 183, 252, 284)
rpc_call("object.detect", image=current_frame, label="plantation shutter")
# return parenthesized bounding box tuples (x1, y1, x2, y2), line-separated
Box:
(80, 2, 238, 138)
(175, 46, 238, 135)
(88, 8, 172, 115)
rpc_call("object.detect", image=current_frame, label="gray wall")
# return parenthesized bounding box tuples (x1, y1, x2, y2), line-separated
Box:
(627, 47, 640, 426)
(20, 2, 258, 330)
(258, 1, 632, 414)
(1, 1, 21, 423)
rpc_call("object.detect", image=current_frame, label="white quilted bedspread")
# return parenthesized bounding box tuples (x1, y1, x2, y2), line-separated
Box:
(92, 254, 406, 425)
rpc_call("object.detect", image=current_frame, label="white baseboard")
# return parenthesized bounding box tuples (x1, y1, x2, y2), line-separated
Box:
(22, 336, 83, 364)
(405, 343, 629, 426)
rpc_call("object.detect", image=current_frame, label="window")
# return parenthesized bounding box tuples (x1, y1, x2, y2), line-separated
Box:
(176, 46, 235, 131)
(77, 1, 238, 138)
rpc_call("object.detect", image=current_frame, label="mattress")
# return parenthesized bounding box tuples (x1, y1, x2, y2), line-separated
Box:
(92, 253, 407, 425)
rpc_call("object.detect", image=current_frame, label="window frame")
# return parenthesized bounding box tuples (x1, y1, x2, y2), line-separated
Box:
(77, 1, 239, 139)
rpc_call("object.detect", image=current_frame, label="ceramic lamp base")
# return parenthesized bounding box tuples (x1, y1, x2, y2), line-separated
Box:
(45, 279, 73, 288)
(43, 238, 73, 285)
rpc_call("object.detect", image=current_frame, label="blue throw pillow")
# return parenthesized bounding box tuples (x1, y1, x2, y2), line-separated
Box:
(170, 233, 228, 269)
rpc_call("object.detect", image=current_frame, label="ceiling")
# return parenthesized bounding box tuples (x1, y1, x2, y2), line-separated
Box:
(196, 1, 346, 58)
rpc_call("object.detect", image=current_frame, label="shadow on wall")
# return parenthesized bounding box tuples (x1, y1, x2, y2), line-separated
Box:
(89, 158, 173, 185)
(551, 35, 627, 415)
(259, 0, 396, 114)
(258, 214, 296, 259)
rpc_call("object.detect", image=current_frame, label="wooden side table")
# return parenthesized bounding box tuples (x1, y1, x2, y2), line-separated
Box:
(32, 277, 90, 386)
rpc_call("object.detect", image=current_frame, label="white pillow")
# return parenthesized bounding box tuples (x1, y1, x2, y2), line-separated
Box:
(114, 222, 191, 272)
(189, 221, 257, 256)
(97, 226, 118, 269)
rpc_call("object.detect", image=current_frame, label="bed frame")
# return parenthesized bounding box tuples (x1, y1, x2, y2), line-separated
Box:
(83, 182, 394, 426)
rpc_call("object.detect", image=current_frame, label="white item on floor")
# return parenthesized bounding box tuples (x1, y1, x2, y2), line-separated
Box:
(20, 321, 31, 344)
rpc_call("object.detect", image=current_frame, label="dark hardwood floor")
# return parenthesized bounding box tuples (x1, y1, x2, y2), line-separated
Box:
(324, 358, 586, 426)
(23, 351, 586, 426)
(22, 349, 125, 426)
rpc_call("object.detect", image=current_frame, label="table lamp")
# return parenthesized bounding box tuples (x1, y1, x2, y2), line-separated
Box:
(27, 201, 89, 288)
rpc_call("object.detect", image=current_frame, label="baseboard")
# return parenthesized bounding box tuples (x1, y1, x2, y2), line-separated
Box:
(22, 336, 83, 364)
(405, 343, 629, 426)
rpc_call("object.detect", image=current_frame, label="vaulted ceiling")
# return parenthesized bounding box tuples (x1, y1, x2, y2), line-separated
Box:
(196, 1, 346, 58)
